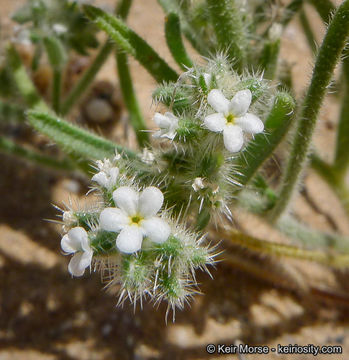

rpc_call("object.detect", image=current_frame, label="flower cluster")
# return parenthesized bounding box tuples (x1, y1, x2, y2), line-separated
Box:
(59, 158, 216, 313)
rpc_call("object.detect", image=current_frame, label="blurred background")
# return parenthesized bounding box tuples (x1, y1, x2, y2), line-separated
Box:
(1, 0, 349, 359)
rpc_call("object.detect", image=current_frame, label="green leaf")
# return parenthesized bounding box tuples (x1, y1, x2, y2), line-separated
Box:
(84, 5, 179, 83)
(116, 51, 149, 147)
(27, 110, 136, 160)
(235, 92, 296, 188)
(206, 0, 247, 72)
(6, 45, 48, 111)
(165, 12, 193, 70)
(0, 136, 74, 171)
(157, 0, 209, 55)
(43, 36, 67, 69)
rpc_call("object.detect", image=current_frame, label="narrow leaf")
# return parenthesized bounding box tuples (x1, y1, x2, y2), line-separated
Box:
(27, 110, 136, 160)
(116, 51, 149, 147)
(84, 5, 179, 83)
(0, 136, 74, 171)
(165, 12, 193, 70)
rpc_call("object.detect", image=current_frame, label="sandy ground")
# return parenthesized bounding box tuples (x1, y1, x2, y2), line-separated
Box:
(1, 0, 349, 359)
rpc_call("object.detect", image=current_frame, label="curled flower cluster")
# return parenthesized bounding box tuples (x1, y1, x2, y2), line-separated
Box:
(60, 157, 216, 313)
(59, 57, 274, 315)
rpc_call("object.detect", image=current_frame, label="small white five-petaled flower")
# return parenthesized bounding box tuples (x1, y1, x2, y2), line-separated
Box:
(204, 89, 264, 152)
(61, 227, 93, 277)
(153, 112, 179, 140)
(92, 157, 120, 189)
(99, 186, 171, 254)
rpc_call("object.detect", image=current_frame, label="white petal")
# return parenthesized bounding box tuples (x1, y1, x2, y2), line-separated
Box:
(99, 208, 129, 232)
(61, 234, 76, 254)
(142, 217, 171, 244)
(68, 251, 92, 277)
(138, 186, 164, 217)
(203, 73, 212, 86)
(235, 113, 264, 134)
(207, 89, 230, 114)
(223, 125, 244, 153)
(107, 167, 119, 188)
(153, 112, 172, 128)
(116, 226, 143, 254)
(112, 186, 138, 215)
(229, 89, 252, 117)
(204, 113, 226, 132)
(91, 172, 109, 187)
(61, 227, 87, 253)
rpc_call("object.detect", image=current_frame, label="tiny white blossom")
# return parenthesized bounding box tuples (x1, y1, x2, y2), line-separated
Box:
(153, 112, 179, 140)
(192, 177, 205, 192)
(92, 158, 119, 189)
(140, 148, 155, 164)
(52, 23, 67, 35)
(61, 227, 93, 277)
(204, 89, 264, 153)
(203, 73, 212, 87)
(99, 186, 171, 254)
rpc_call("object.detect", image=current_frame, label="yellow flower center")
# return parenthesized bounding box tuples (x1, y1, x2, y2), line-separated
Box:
(225, 113, 235, 124)
(130, 215, 143, 225)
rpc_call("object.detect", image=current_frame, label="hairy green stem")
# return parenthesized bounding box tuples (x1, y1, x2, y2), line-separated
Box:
(226, 229, 349, 269)
(0, 136, 74, 171)
(116, 51, 149, 147)
(334, 52, 349, 175)
(269, 1, 349, 223)
(206, 0, 247, 72)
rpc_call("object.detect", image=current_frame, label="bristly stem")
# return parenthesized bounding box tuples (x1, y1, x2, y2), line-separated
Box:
(308, 0, 335, 23)
(269, 1, 349, 223)
(206, 0, 247, 72)
(334, 51, 349, 176)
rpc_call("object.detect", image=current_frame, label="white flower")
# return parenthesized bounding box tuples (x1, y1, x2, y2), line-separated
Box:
(204, 89, 264, 153)
(192, 177, 205, 192)
(92, 158, 119, 189)
(203, 73, 212, 87)
(140, 148, 155, 164)
(99, 186, 171, 254)
(61, 227, 93, 277)
(153, 112, 179, 140)
(52, 23, 67, 35)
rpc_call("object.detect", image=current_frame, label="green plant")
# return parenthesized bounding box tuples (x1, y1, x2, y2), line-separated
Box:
(1, 0, 349, 318)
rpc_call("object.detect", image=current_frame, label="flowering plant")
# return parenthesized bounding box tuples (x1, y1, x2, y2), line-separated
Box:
(1, 0, 349, 318)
